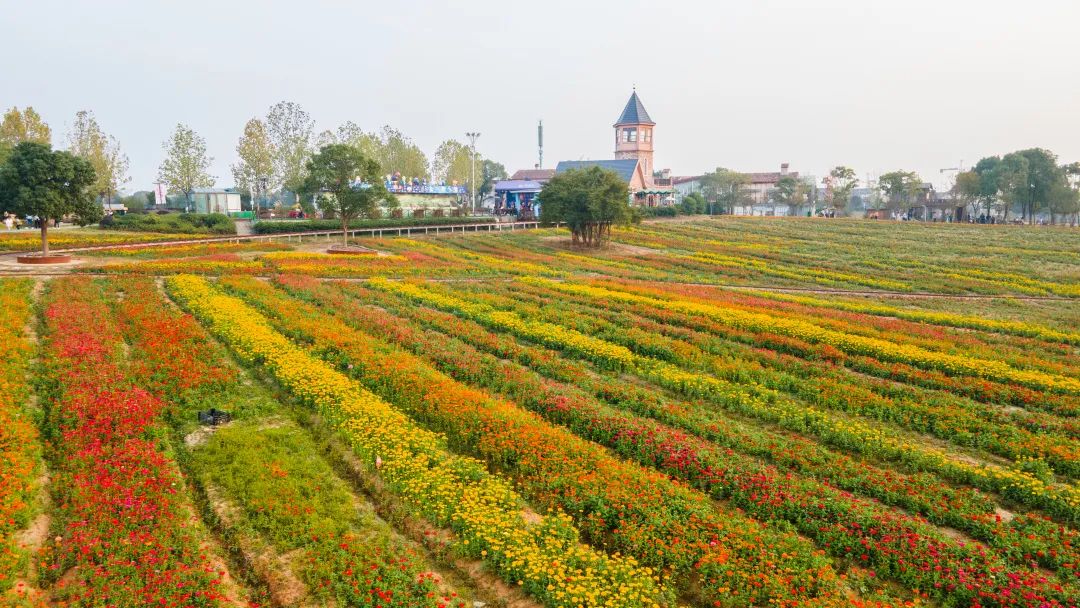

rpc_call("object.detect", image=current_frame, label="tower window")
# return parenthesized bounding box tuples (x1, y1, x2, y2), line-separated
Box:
(643, 129, 651, 143)
(623, 127, 637, 143)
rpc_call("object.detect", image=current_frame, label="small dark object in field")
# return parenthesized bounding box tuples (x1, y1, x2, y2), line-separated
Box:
(198, 408, 232, 426)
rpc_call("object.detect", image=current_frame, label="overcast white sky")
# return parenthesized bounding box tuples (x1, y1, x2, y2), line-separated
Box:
(2, 0, 1078, 191)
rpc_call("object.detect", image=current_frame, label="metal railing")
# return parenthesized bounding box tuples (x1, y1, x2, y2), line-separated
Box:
(44, 220, 552, 254)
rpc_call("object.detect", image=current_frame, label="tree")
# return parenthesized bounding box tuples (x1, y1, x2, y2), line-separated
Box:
(265, 101, 314, 196)
(431, 139, 474, 187)
(826, 166, 858, 213)
(680, 192, 707, 215)
(373, 126, 428, 179)
(301, 144, 393, 246)
(953, 170, 981, 217)
(877, 171, 922, 215)
(999, 148, 1061, 224)
(0, 142, 100, 254)
(773, 174, 799, 214)
(0, 106, 51, 165)
(699, 168, 751, 215)
(479, 159, 508, 198)
(539, 166, 630, 247)
(231, 118, 275, 202)
(157, 123, 215, 203)
(67, 110, 129, 203)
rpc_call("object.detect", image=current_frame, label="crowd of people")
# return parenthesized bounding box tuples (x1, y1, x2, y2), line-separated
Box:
(3, 212, 57, 230)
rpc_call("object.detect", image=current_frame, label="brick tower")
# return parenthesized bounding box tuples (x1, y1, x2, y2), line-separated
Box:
(613, 89, 655, 179)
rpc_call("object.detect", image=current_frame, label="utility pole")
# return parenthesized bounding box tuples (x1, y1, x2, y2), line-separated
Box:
(466, 132, 480, 214)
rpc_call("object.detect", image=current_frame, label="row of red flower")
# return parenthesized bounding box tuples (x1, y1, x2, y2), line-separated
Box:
(37, 277, 226, 606)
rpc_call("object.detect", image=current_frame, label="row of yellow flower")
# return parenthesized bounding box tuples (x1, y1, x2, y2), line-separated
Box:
(385, 238, 562, 277)
(527, 278, 1080, 395)
(0, 230, 216, 252)
(738, 289, 1080, 345)
(684, 252, 912, 292)
(372, 278, 1080, 524)
(0, 279, 39, 595)
(165, 275, 672, 608)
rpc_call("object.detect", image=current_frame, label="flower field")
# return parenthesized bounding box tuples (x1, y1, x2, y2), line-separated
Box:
(3, 217, 1080, 607)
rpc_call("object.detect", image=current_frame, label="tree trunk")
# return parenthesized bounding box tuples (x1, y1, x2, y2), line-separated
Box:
(40, 221, 48, 255)
(342, 216, 349, 247)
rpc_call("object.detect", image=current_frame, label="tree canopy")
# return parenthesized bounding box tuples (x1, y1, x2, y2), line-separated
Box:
(0, 142, 100, 254)
(700, 168, 751, 214)
(301, 144, 394, 246)
(877, 171, 923, 211)
(67, 110, 129, 202)
(157, 123, 215, 201)
(0, 106, 52, 165)
(231, 118, 275, 199)
(827, 166, 858, 212)
(266, 101, 314, 196)
(539, 166, 630, 247)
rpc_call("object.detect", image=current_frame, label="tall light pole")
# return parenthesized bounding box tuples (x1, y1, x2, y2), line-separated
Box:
(466, 132, 480, 214)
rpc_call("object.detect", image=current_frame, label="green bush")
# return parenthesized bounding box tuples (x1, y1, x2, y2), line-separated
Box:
(101, 212, 236, 234)
(252, 215, 492, 234)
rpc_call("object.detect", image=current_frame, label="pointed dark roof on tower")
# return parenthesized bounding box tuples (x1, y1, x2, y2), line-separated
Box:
(614, 91, 654, 126)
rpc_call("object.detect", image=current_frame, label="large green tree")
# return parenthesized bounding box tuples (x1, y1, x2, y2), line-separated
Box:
(67, 110, 130, 203)
(266, 101, 314, 196)
(479, 159, 508, 198)
(157, 123, 215, 203)
(231, 118, 275, 201)
(301, 144, 393, 246)
(826, 166, 858, 213)
(0, 106, 52, 165)
(699, 168, 751, 214)
(877, 170, 923, 213)
(999, 148, 1061, 224)
(431, 139, 474, 186)
(0, 142, 100, 254)
(539, 166, 630, 247)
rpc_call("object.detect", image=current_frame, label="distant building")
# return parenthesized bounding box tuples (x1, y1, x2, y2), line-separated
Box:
(510, 168, 555, 183)
(190, 188, 243, 214)
(493, 180, 543, 218)
(744, 163, 798, 205)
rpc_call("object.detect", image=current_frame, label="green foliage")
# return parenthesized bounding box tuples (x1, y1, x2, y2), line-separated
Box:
(680, 192, 707, 215)
(877, 170, 923, 210)
(67, 110, 129, 200)
(539, 166, 631, 247)
(301, 144, 393, 245)
(431, 139, 474, 186)
(0, 106, 52, 165)
(0, 142, 100, 253)
(827, 166, 858, 212)
(479, 159, 508, 197)
(157, 123, 215, 197)
(265, 101, 314, 195)
(700, 168, 752, 213)
(231, 118, 274, 197)
(101, 212, 235, 234)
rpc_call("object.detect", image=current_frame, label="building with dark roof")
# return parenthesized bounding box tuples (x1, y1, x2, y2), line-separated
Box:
(509, 168, 555, 183)
(552, 90, 675, 207)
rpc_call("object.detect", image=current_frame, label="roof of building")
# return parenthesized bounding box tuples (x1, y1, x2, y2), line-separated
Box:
(745, 171, 800, 185)
(614, 91, 654, 126)
(510, 168, 556, 181)
(555, 159, 642, 183)
(191, 188, 241, 194)
(672, 175, 703, 185)
(494, 180, 543, 192)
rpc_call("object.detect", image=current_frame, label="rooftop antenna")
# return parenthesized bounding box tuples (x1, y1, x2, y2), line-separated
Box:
(538, 120, 544, 169)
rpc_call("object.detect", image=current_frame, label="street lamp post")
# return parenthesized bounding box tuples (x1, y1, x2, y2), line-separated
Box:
(466, 132, 480, 214)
